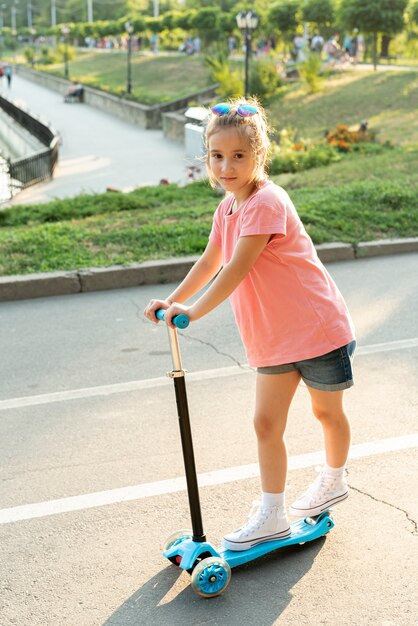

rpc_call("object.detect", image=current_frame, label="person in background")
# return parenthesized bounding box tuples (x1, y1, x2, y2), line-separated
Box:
(4, 64, 12, 88)
(311, 32, 324, 55)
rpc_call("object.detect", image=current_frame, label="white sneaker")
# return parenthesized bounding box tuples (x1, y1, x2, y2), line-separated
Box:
(222, 501, 291, 551)
(289, 469, 349, 518)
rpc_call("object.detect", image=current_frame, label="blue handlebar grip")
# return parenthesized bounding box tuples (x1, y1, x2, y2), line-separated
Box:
(155, 308, 190, 329)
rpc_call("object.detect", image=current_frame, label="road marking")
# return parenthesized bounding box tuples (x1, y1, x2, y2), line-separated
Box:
(1, 337, 417, 412)
(0, 433, 416, 525)
(356, 337, 418, 355)
(0, 366, 250, 411)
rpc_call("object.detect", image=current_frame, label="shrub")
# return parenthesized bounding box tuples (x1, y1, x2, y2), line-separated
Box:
(299, 52, 323, 94)
(326, 124, 375, 152)
(250, 56, 282, 101)
(270, 128, 341, 173)
(23, 46, 35, 65)
(38, 46, 59, 65)
(56, 43, 76, 63)
(158, 28, 185, 51)
(204, 50, 243, 98)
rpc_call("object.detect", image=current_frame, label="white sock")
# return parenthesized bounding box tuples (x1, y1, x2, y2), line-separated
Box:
(324, 463, 346, 479)
(261, 491, 285, 508)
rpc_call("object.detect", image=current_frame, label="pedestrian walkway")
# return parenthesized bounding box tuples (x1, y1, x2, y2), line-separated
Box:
(0, 74, 187, 206)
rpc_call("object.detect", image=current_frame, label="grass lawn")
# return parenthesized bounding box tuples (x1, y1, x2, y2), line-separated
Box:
(40, 51, 213, 104)
(269, 69, 418, 145)
(0, 65, 417, 276)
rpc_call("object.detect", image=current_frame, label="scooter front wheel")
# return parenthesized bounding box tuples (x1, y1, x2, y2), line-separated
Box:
(163, 529, 192, 552)
(191, 556, 231, 598)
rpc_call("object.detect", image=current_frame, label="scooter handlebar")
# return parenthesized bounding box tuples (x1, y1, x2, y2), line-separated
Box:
(155, 308, 190, 329)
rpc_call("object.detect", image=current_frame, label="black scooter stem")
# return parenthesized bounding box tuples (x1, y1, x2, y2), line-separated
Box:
(155, 309, 206, 542)
(173, 374, 206, 543)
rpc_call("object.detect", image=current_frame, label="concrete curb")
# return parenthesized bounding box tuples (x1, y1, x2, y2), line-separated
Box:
(1, 239, 417, 303)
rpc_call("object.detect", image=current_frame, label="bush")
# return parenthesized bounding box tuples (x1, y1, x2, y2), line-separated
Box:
(326, 124, 375, 152)
(204, 50, 243, 98)
(38, 46, 59, 65)
(299, 52, 323, 94)
(23, 46, 35, 65)
(250, 56, 282, 100)
(158, 28, 185, 51)
(56, 43, 76, 63)
(270, 128, 341, 173)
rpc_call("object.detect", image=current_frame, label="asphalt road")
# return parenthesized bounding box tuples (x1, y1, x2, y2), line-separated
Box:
(1, 253, 417, 625)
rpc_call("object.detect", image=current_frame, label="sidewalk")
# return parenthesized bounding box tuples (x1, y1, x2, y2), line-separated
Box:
(0, 74, 187, 206)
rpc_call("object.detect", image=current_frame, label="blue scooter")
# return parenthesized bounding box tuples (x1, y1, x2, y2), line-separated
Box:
(156, 309, 334, 598)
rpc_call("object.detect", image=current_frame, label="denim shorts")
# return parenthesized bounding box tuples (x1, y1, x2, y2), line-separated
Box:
(257, 340, 356, 392)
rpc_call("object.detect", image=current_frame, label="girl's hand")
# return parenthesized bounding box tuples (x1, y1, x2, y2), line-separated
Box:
(143, 298, 171, 324)
(163, 302, 194, 329)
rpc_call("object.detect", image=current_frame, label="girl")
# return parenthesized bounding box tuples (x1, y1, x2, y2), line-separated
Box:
(144, 98, 356, 551)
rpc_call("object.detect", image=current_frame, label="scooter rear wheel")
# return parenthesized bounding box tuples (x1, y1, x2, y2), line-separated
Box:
(191, 556, 231, 598)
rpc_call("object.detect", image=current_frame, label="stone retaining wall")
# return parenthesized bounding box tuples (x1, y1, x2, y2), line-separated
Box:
(162, 110, 187, 143)
(14, 65, 217, 130)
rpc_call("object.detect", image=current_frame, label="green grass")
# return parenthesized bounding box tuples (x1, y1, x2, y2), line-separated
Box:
(0, 183, 220, 275)
(39, 51, 213, 104)
(269, 70, 418, 145)
(275, 145, 418, 190)
(0, 172, 417, 276)
(0, 66, 417, 276)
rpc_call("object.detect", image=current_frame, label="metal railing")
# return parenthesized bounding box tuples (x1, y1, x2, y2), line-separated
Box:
(0, 93, 60, 202)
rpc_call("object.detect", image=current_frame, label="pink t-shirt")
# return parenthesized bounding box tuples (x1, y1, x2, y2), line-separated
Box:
(209, 180, 355, 367)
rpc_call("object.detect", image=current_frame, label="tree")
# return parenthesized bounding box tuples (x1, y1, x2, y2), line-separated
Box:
(267, 1, 300, 53)
(302, 0, 334, 29)
(185, 0, 237, 10)
(339, 0, 408, 70)
(190, 6, 222, 46)
(410, 1, 418, 25)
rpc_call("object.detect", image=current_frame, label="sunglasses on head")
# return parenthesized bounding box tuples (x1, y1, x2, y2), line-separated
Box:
(211, 102, 258, 117)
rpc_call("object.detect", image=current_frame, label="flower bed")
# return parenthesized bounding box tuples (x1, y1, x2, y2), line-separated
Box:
(269, 123, 390, 174)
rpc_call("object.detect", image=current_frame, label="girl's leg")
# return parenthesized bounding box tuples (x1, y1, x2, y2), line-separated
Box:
(289, 387, 351, 517)
(222, 370, 301, 551)
(254, 370, 301, 493)
(307, 388, 351, 467)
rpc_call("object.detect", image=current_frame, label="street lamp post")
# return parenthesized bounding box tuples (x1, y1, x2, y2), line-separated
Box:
(236, 10, 259, 98)
(125, 21, 134, 95)
(0, 4, 7, 29)
(11, 1, 17, 33)
(51, 0, 56, 27)
(61, 24, 70, 80)
(29, 27, 36, 68)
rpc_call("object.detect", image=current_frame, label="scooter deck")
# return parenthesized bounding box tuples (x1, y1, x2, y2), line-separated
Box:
(219, 511, 333, 568)
(163, 511, 333, 572)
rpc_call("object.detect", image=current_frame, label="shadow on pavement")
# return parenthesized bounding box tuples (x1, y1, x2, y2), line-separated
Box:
(103, 539, 326, 626)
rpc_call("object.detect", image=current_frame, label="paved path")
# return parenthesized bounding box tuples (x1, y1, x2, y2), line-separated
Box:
(1, 253, 417, 625)
(0, 74, 187, 206)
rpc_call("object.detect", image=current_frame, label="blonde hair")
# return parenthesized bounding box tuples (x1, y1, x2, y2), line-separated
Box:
(204, 96, 271, 189)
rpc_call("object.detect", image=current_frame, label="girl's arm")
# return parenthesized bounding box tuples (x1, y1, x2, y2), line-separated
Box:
(163, 234, 270, 327)
(167, 239, 223, 304)
(143, 239, 222, 323)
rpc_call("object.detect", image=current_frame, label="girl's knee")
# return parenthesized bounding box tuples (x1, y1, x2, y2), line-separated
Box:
(312, 405, 347, 424)
(254, 412, 286, 439)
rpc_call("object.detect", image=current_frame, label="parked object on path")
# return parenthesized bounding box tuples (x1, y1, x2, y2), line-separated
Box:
(64, 82, 84, 103)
